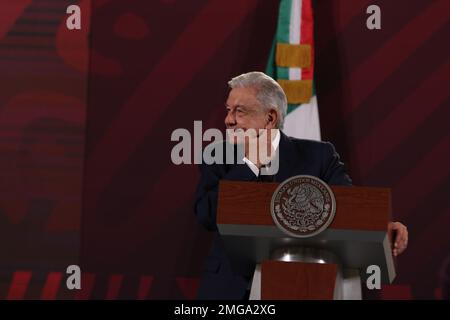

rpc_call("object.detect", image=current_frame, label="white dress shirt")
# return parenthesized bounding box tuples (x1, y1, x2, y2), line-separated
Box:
(242, 129, 281, 177)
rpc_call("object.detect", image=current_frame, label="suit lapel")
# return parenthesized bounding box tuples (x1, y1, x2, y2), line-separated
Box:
(274, 131, 305, 182)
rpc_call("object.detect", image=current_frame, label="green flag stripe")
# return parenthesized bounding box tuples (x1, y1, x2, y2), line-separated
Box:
(265, 37, 276, 77)
(276, 0, 292, 44)
(277, 66, 289, 80)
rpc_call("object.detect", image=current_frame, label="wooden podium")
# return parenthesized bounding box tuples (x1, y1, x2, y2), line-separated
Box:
(216, 180, 396, 300)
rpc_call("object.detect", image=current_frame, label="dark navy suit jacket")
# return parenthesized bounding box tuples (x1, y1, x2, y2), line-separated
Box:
(194, 131, 352, 299)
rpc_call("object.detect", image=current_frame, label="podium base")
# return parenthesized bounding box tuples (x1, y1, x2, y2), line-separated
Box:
(249, 247, 362, 300)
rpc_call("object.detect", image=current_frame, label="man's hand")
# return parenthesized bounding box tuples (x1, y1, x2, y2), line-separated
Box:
(388, 221, 408, 257)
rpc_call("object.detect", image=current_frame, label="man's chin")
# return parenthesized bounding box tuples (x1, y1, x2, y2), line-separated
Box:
(226, 128, 246, 145)
(226, 136, 245, 145)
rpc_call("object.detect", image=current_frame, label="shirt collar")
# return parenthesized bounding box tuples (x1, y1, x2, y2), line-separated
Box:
(272, 129, 281, 152)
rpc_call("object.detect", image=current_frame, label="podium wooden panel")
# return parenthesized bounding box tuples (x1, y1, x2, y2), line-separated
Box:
(217, 181, 390, 231)
(261, 261, 338, 299)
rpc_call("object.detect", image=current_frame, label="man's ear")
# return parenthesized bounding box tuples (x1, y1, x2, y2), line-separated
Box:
(266, 109, 278, 129)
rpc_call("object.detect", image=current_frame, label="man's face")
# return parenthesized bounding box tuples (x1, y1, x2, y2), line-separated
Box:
(224, 87, 269, 142)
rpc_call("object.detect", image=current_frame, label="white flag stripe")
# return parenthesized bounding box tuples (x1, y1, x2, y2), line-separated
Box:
(289, 0, 302, 80)
(289, 0, 301, 44)
(284, 96, 321, 140)
(289, 68, 301, 80)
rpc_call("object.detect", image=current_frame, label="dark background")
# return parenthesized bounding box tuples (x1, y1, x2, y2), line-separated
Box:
(0, 0, 449, 299)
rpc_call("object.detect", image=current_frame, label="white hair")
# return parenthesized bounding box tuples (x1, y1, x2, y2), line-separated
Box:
(228, 71, 287, 129)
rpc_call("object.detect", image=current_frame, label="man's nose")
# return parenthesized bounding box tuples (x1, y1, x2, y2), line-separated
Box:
(225, 111, 236, 127)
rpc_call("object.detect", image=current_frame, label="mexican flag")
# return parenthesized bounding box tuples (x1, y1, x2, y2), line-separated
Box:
(266, 0, 321, 141)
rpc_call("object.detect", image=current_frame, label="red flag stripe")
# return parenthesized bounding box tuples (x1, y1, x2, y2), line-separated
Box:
(300, 0, 314, 81)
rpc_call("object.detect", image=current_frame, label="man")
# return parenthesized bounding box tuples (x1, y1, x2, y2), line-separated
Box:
(194, 71, 408, 300)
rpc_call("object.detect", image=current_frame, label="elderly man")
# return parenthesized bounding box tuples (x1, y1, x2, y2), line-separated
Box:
(194, 71, 408, 300)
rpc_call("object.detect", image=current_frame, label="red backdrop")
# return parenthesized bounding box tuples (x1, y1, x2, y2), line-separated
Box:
(0, 0, 449, 299)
